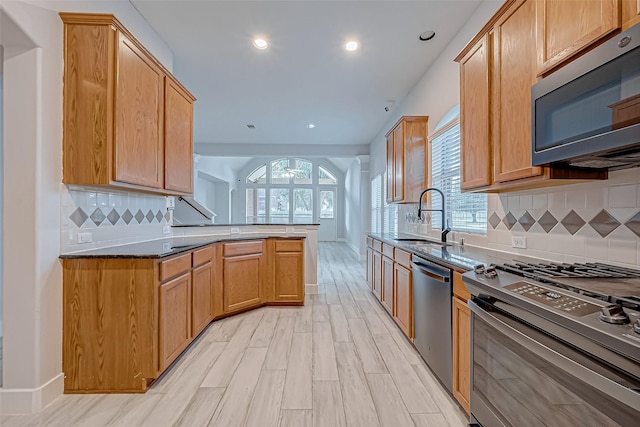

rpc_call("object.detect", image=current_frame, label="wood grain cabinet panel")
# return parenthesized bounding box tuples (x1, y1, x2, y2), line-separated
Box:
(164, 77, 194, 193)
(192, 261, 214, 337)
(622, 0, 640, 30)
(452, 271, 471, 414)
(159, 272, 192, 371)
(114, 32, 164, 188)
(493, 0, 543, 183)
(393, 263, 412, 339)
(60, 13, 195, 195)
(536, 0, 620, 76)
(223, 254, 264, 313)
(385, 117, 428, 203)
(373, 250, 383, 301)
(459, 33, 492, 190)
(366, 247, 374, 288)
(381, 255, 395, 315)
(273, 251, 304, 302)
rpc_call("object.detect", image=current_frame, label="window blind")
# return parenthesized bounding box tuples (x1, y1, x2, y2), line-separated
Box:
(370, 174, 382, 233)
(382, 172, 397, 234)
(431, 122, 487, 233)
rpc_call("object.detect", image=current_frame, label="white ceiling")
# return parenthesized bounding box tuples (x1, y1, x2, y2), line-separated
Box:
(130, 0, 484, 148)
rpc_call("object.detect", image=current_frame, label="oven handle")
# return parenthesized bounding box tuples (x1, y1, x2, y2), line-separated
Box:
(469, 300, 640, 410)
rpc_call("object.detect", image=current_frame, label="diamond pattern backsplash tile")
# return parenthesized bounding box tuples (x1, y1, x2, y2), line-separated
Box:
(589, 210, 620, 238)
(65, 191, 170, 229)
(560, 210, 586, 235)
(486, 207, 640, 240)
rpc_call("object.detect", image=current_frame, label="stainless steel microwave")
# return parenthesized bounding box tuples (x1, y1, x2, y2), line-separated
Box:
(532, 24, 640, 169)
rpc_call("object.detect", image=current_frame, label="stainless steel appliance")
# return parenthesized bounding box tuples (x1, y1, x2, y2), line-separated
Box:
(412, 256, 453, 393)
(463, 261, 640, 426)
(531, 24, 640, 169)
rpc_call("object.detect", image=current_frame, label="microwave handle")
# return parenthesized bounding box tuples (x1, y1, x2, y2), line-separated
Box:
(469, 300, 640, 411)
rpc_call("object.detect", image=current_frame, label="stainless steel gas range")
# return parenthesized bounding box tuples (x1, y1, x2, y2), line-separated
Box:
(462, 261, 640, 427)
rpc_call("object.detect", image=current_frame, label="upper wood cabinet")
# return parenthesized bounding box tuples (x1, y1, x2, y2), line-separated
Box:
(455, 0, 607, 193)
(622, 0, 640, 30)
(385, 116, 428, 203)
(60, 13, 196, 195)
(459, 34, 492, 191)
(536, 0, 620, 76)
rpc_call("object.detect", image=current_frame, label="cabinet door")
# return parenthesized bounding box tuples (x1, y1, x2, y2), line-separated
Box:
(452, 296, 471, 415)
(114, 32, 164, 188)
(622, 0, 640, 30)
(460, 33, 492, 190)
(372, 251, 383, 301)
(404, 120, 428, 203)
(164, 78, 194, 193)
(159, 272, 192, 371)
(493, 0, 543, 183)
(394, 263, 412, 339)
(386, 134, 394, 203)
(192, 261, 214, 337)
(274, 251, 304, 302)
(381, 256, 394, 315)
(536, 0, 620, 75)
(366, 247, 373, 288)
(393, 124, 405, 202)
(223, 254, 264, 313)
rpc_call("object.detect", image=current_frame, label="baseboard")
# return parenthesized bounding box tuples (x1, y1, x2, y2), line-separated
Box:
(0, 372, 64, 415)
(305, 283, 318, 294)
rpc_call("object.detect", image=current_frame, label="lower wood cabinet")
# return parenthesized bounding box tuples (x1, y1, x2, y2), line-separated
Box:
(452, 272, 471, 414)
(366, 247, 373, 288)
(222, 241, 265, 313)
(372, 250, 383, 301)
(381, 255, 395, 314)
(159, 272, 192, 371)
(62, 237, 304, 393)
(394, 262, 412, 339)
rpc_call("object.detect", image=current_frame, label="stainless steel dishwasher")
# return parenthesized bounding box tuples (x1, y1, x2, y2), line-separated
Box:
(412, 256, 453, 393)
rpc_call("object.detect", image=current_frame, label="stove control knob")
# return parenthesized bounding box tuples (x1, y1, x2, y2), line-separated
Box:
(633, 319, 640, 335)
(599, 304, 630, 325)
(473, 264, 486, 274)
(484, 266, 498, 279)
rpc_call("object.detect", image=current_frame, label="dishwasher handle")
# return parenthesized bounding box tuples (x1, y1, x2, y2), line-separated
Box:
(411, 260, 451, 283)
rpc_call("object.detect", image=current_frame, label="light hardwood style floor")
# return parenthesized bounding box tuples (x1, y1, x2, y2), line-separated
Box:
(0, 243, 468, 427)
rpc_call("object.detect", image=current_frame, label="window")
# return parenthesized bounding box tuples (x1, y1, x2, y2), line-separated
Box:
(244, 158, 338, 224)
(430, 106, 487, 233)
(382, 172, 398, 234)
(370, 174, 382, 233)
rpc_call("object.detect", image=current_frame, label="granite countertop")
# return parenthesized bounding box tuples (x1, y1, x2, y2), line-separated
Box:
(368, 232, 520, 272)
(173, 223, 320, 227)
(59, 235, 305, 259)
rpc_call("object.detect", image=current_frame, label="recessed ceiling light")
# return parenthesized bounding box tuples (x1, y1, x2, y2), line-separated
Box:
(253, 38, 268, 50)
(307, 123, 316, 129)
(345, 41, 359, 52)
(419, 30, 436, 41)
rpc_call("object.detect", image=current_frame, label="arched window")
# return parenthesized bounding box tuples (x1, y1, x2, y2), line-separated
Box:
(244, 158, 338, 224)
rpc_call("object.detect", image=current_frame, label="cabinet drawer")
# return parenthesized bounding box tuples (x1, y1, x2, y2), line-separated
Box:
(160, 253, 192, 282)
(275, 239, 303, 252)
(394, 249, 411, 269)
(373, 240, 383, 252)
(192, 245, 214, 267)
(382, 243, 394, 258)
(366, 237, 373, 248)
(223, 240, 263, 257)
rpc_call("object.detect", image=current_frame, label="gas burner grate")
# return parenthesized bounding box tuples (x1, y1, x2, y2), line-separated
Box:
(495, 261, 640, 279)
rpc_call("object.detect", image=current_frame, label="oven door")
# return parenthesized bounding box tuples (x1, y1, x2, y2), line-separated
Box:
(469, 299, 640, 427)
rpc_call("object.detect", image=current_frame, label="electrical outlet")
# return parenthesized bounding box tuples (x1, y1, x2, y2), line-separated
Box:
(162, 242, 171, 252)
(165, 196, 175, 209)
(77, 232, 93, 244)
(512, 236, 527, 249)
(163, 225, 171, 234)
(230, 227, 240, 234)
(286, 227, 294, 233)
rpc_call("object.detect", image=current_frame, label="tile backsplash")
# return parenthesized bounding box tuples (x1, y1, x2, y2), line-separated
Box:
(399, 168, 640, 268)
(61, 186, 171, 253)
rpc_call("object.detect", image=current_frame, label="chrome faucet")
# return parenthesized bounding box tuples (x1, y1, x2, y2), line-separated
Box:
(417, 188, 451, 243)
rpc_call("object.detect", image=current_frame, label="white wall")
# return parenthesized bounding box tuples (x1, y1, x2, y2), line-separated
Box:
(344, 159, 361, 254)
(0, 44, 4, 340)
(0, 0, 174, 414)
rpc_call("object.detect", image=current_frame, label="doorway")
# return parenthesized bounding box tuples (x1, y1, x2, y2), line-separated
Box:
(318, 188, 336, 241)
